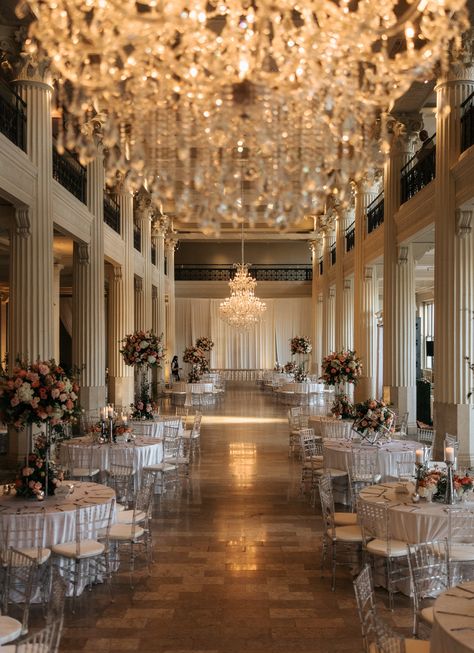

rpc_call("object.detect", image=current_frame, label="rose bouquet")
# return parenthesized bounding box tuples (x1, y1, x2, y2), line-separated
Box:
(418, 468, 473, 501)
(120, 330, 165, 368)
(188, 366, 202, 383)
(293, 365, 308, 383)
(331, 394, 356, 420)
(195, 337, 214, 352)
(290, 336, 312, 355)
(15, 434, 64, 498)
(183, 345, 208, 381)
(130, 380, 155, 420)
(0, 359, 80, 430)
(283, 361, 297, 374)
(352, 399, 395, 443)
(320, 350, 362, 386)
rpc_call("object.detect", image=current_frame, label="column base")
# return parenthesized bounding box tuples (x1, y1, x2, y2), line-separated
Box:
(433, 401, 474, 466)
(354, 377, 377, 404)
(383, 385, 417, 434)
(108, 376, 134, 410)
(79, 385, 107, 413)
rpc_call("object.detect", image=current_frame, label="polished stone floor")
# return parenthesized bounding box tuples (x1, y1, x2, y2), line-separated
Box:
(58, 383, 412, 653)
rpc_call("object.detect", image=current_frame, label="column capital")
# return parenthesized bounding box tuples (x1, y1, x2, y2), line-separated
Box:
(112, 266, 123, 283)
(328, 287, 336, 299)
(76, 243, 90, 266)
(14, 206, 30, 238)
(386, 112, 422, 155)
(134, 276, 143, 293)
(152, 214, 170, 237)
(455, 209, 473, 237)
(13, 53, 53, 89)
(317, 292, 324, 303)
(165, 237, 178, 251)
(134, 188, 152, 222)
(364, 266, 374, 281)
(398, 246, 409, 265)
(343, 279, 352, 291)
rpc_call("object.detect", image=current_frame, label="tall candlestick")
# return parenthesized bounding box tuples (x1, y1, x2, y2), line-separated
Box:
(415, 449, 424, 465)
(445, 446, 455, 463)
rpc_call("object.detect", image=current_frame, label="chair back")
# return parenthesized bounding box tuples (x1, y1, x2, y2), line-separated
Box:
(108, 463, 135, 507)
(353, 565, 378, 652)
(192, 413, 202, 435)
(299, 429, 322, 460)
(1, 507, 47, 561)
(447, 506, 474, 583)
(357, 501, 392, 552)
(318, 472, 336, 537)
(3, 548, 37, 634)
(131, 421, 162, 438)
(74, 498, 115, 556)
(321, 419, 351, 439)
(13, 617, 64, 653)
(396, 459, 416, 481)
(407, 541, 448, 615)
(350, 447, 378, 482)
(417, 427, 435, 445)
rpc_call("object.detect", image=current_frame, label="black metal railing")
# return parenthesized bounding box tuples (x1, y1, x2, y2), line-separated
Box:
(345, 221, 355, 252)
(400, 134, 436, 204)
(330, 242, 336, 265)
(461, 91, 474, 152)
(151, 243, 157, 266)
(174, 264, 312, 282)
(318, 257, 323, 276)
(52, 145, 87, 203)
(367, 193, 385, 234)
(103, 193, 120, 234)
(0, 80, 26, 151)
(133, 222, 142, 251)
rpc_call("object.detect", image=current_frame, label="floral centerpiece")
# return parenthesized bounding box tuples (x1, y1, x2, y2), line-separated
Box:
(183, 345, 209, 382)
(331, 394, 355, 420)
(290, 336, 312, 355)
(0, 359, 80, 430)
(283, 361, 297, 374)
(15, 433, 64, 498)
(293, 365, 308, 383)
(120, 330, 165, 369)
(130, 380, 155, 420)
(320, 350, 363, 386)
(195, 337, 214, 352)
(352, 399, 395, 444)
(418, 468, 473, 502)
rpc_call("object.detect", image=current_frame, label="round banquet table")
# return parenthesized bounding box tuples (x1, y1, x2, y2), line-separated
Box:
(60, 434, 164, 484)
(323, 438, 419, 482)
(430, 581, 474, 653)
(358, 482, 455, 543)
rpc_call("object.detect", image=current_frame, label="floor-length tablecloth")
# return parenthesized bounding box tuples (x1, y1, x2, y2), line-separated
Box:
(431, 581, 474, 653)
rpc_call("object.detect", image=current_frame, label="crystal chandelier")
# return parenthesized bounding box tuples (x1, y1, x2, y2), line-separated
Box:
(19, 0, 468, 231)
(219, 230, 266, 329)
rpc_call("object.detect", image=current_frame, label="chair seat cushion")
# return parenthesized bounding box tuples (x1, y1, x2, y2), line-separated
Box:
(329, 525, 363, 542)
(420, 606, 434, 624)
(143, 463, 176, 472)
(52, 539, 105, 559)
(354, 473, 382, 483)
(14, 547, 51, 565)
(117, 510, 147, 525)
(366, 538, 408, 557)
(109, 523, 145, 541)
(116, 503, 126, 512)
(449, 544, 474, 561)
(71, 467, 100, 477)
(334, 512, 358, 526)
(405, 640, 431, 653)
(0, 616, 22, 646)
(316, 468, 348, 478)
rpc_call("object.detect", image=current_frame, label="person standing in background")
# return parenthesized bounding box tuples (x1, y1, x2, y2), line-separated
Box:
(171, 355, 180, 382)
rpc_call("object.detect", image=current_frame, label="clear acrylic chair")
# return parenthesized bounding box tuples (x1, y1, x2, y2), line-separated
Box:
(107, 463, 135, 510)
(446, 506, 474, 585)
(407, 540, 449, 637)
(320, 419, 351, 439)
(181, 412, 202, 458)
(396, 459, 416, 482)
(51, 499, 115, 612)
(0, 616, 64, 653)
(2, 548, 38, 636)
(299, 428, 324, 495)
(64, 440, 100, 481)
(347, 448, 381, 510)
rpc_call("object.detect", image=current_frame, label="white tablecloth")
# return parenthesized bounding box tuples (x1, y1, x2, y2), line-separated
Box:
(431, 581, 474, 653)
(323, 439, 419, 482)
(358, 482, 453, 543)
(61, 435, 163, 479)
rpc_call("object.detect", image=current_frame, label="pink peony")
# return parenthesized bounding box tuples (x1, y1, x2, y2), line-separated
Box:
(51, 388, 60, 399)
(59, 393, 67, 402)
(65, 399, 73, 410)
(38, 363, 50, 375)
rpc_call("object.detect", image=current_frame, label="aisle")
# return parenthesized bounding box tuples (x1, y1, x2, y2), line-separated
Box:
(60, 384, 366, 653)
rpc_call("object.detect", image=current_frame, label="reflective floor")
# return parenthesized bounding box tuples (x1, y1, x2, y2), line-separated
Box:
(59, 384, 411, 652)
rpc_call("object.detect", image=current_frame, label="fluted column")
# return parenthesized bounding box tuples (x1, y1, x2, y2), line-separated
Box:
(326, 287, 336, 354)
(383, 116, 420, 427)
(152, 220, 167, 339)
(0, 293, 8, 364)
(310, 239, 323, 373)
(136, 191, 152, 331)
(334, 212, 346, 350)
(353, 180, 376, 401)
(434, 52, 474, 465)
(107, 188, 135, 406)
(356, 267, 378, 401)
(321, 232, 331, 356)
(342, 278, 354, 351)
(71, 149, 106, 411)
(10, 60, 54, 363)
(134, 277, 145, 331)
(165, 238, 177, 373)
(53, 263, 63, 362)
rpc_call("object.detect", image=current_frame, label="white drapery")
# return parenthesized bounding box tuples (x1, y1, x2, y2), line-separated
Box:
(175, 297, 311, 369)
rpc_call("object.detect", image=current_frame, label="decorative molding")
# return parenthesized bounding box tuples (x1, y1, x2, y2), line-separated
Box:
(398, 246, 409, 265)
(152, 285, 158, 299)
(134, 276, 143, 293)
(343, 279, 352, 291)
(328, 287, 336, 299)
(76, 243, 89, 265)
(14, 206, 30, 238)
(364, 266, 374, 281)
(317, 292, 324, 303)
(455, 209, 473, 237)
(112, 266, 123, 283)
(13, 53, 53, 88)
(134, 187, 152, 220)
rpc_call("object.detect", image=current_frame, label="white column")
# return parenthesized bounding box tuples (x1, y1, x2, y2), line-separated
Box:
(434, 55, 474, 465)
(310, 238, 323, 373)
(334, 213, 345, 351)
(53, 263, 63, 362)
(0, 293, 8, 364)
(165, 238, 177, 371)
(107, 188, 134, 407)
(326, 287, 336, 354)
(357, 266, 379, 401)
(136, 191, 153, 331)
(10, 60, 54, 363)
(72, 149, 106, 411)
(342, 278, 354, 351)
(152, 220, 167, 339)
(134, 276, 145, 330)
(383, 117, 419, 427)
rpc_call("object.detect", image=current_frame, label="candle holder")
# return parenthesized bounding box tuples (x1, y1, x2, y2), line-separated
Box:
(108, 416, 115, 443)
(445, 460, 455, 505)
(414, 461, 424, 497)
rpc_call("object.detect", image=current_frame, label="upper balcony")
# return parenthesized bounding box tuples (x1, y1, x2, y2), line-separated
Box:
(52, 145, 87, 203)
(0, 79, 26, 152)
(367, 192, 384, 234)
(400, 134, 436, 205)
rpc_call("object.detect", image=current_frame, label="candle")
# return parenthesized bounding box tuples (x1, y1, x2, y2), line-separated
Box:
(445, 446, 455, 463)
(415, 449, 424, 465)
(107, 404, 114, 418)
(100, 407, 106, 421)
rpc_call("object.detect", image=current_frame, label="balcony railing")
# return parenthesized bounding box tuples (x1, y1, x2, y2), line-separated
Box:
(52, 145, 87, 203)
(133, 223, 142, 252)
(345, 221, 355, 252)
(103, 193, 120, 234)
(0, 80, 26, 151)
(461, 91, 474, 152)
(318, 257, 323, 276)
(174, 264, 312, 282)
(400, 134, 436, 204)
(151, 243, 157, 266)
(330, 242, 336, 265)
(367, 193, 384, 234)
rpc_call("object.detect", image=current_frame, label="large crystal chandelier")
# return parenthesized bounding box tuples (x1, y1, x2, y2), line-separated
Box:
(219, 230, 266, 329)
(19, 0, 468, 231)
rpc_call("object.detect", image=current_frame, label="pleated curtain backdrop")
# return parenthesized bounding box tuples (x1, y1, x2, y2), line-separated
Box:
(175, 297, 312, 370)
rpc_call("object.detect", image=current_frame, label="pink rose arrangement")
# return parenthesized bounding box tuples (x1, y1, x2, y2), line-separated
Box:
(320, 350, 362, 386)
(183, 345, 209, 382)
(15, 434, 64, 498)
(195, 337, 214, 352)
(0, 359, 80, 430)
(130, 380, 155, 420)
(352, 399, 395, 440)
(120, 330, 165, 368)
(290, 336, 312, 355)
(418, 468, 473, 501)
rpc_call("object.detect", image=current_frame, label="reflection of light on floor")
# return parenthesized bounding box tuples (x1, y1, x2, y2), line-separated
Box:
(203, 416, 285, 425)
(229, 442, 257, 489)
